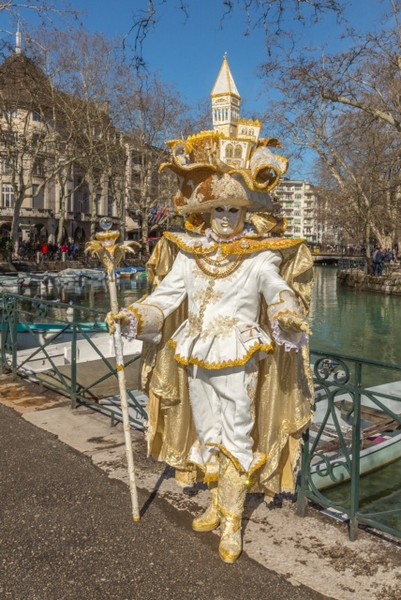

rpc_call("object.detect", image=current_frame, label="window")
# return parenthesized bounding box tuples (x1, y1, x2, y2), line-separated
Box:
(3, 109, 18, 120)
(80, 192, 89, 214)
(225, 143, 234, 158)
(2, 131, 18, 144)
(234, 144, 242, 159)
(107, 195, 114, 216)
(34, 159, 45, 177)
(32, 111, 42, 122)
(32, 184, 45, 209)
(96, 195, 102, 215)
(2, 183, 14, 208)
(2, 158, 12, 174)
(32, 133, 45, 147)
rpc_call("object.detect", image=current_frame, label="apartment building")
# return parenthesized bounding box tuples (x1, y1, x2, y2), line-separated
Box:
(274, 178, 320, 244)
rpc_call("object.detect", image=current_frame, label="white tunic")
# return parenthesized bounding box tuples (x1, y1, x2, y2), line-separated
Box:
(128, 240, 304, 369)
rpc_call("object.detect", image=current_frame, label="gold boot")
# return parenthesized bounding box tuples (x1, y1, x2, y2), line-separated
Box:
(192, 486, 221, 532)
(217, 457, 248, 564)
(219, 515, 243, 563)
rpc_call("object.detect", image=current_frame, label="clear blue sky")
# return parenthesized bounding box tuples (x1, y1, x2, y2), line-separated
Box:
(1, 0, 391, 179)
(4, 1, 388, 112)
(64, 1, 387, 112)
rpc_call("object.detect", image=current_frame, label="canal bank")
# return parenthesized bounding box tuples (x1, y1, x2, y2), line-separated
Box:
(1, 374, 401, 600)
(337, 269, 401, 296)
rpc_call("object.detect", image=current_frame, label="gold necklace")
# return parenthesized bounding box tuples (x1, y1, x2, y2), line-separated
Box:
(195, 253, 244, 279)
(199, 253, 230, 266)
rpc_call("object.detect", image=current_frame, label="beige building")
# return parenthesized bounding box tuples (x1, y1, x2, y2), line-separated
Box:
(0, 44, 127, 249)
(0, 44, 178, 256)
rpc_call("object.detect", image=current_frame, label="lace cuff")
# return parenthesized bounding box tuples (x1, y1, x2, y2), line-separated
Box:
(271, 319, 308, 352)
(120, 309, 139, 341)
(268, 290, 309, 352)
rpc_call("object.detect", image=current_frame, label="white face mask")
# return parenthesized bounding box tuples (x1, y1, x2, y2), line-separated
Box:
(210, 205, 246, 237)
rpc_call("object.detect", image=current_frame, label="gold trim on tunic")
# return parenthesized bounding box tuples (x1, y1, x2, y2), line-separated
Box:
(167, 339, 274, 370)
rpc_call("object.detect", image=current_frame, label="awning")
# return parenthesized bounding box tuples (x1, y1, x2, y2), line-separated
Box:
(125, 216, 140, 232)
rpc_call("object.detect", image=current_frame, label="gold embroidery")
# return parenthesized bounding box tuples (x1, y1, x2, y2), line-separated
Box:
(187, 311, 203, 337)
(192, 287, 224, 307)
(199, 315, 240, 341)
(196, 279, 216, 332)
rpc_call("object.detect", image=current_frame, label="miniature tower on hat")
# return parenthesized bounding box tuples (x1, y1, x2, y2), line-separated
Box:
(211, 53, 241, 137)
(211, 55, 262, 170)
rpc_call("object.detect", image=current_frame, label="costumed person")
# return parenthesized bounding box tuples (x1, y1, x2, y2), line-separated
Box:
(107, 56, 314, 564)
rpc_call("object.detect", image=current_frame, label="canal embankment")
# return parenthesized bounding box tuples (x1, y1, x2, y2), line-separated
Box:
(337, 269, 401, 295)
(1, 373, 401, 600)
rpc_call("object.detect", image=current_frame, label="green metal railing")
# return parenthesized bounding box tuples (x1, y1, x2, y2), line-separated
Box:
(298, 350, 401, 541)
(0, 293, 147, 429)
(2, 292, 401, 540)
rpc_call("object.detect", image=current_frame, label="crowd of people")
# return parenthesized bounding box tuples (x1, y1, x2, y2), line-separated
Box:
(370, 246, 398, 276)
(0, 238, 81, 263)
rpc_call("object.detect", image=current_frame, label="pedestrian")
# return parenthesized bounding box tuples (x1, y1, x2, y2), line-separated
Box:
(41, 241, 49, 262)
(61, 242, 69, 262)
(70, 242, 78, 261)
(106, 58, 314, 565)
(35, 242, 42, 264)
(373, 246, 384, 276)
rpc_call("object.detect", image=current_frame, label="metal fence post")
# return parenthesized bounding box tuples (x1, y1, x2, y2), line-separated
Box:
(297, 430, 310, 518)
(70, 306, 78, 409)
(349, 361, 362, 541)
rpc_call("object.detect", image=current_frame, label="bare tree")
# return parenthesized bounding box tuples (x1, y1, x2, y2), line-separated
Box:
(126, 0, 344, 69)
(117, 75, 191, 256)
(34, 28, 129, 240)
(0, 51, 79, 255)
(277, 2, 401, 134)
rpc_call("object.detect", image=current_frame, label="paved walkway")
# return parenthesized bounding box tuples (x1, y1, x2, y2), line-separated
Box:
(1, 375, 400, 600)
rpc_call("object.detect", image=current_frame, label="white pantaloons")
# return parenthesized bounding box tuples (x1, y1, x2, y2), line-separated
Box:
(188, 359, 258, 472)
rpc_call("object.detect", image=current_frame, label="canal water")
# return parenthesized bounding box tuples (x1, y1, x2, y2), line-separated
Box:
(28, 265, 401, 367)
(309, 266, 401, 367)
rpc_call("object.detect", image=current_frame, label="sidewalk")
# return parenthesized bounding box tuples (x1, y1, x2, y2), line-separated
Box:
(1, 374, 400, 600)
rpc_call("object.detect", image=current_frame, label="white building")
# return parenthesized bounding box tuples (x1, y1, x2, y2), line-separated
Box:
(274, 178, 320, 244)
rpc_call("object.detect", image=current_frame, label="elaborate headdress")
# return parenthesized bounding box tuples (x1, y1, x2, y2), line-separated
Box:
(160, 55, 289, 215)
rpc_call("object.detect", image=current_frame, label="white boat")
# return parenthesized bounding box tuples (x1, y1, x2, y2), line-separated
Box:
(10, 330, 142, 374)
(116, 266, 146, 279)
(0, 274, 27, 289)
(310, 381, 401, 490)
(0, 321, 108, 350)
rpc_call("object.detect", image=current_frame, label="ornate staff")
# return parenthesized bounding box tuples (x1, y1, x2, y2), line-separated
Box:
(86, 217, 141, 522)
